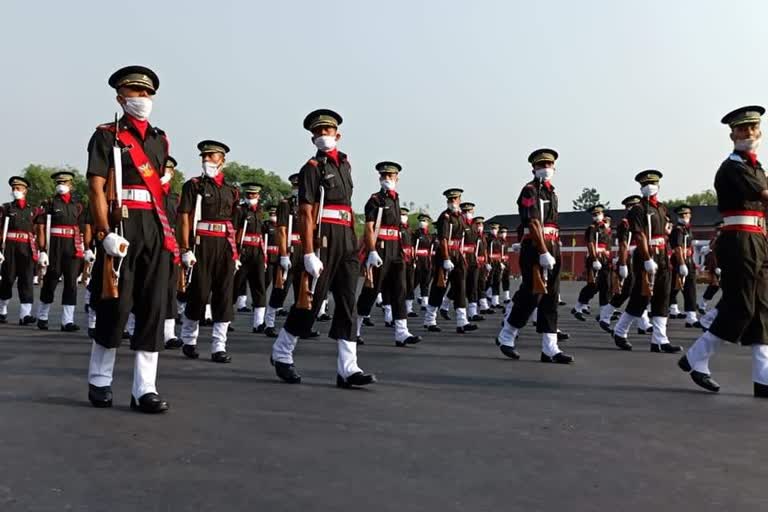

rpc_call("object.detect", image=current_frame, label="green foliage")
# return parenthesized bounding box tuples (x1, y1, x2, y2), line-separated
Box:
(222, 161, 291, 207)
(572, 187, 610, 211)
(665, 189, 717, 209)
(170, 168, 185, 195)
(20, 164, 87, 206)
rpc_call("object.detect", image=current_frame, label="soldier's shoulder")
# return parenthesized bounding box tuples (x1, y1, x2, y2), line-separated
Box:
(95, 121, 116, 132)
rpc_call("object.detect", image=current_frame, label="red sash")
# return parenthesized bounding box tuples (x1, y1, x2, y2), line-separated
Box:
(115, 130, 180, 263)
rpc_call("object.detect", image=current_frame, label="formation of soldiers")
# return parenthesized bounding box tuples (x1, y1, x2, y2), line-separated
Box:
(0, 64, 763, 414)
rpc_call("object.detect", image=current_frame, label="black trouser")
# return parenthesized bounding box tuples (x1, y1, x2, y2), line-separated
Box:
(610, 265, 635, 308)
(414, 259, 430, 297)
(41, 236, 80, 305)
(404, 261, 415, 300)
(268, 250, 300, 309)
(505, 240, 560, 333)
(671, 262, 696, 312)
(489, 263, 502, 294)
(0, 240, 34, 303)
(184, 236, 235, 323)
(357, 242, 406, 320)
(167, 263, 179, 319)
(284, 223, 358, 340)
(501, 265, 510, 292)
(577, 256, 611, 306)
(466, 262, 479, 303)
(233, 247, 266, 308)
(91, 210, 170, 352)
(428, 252, 467, 309)
(710, 231, 768, 344)
(625, 249, 670, 318)
(703, 283, 719, 301)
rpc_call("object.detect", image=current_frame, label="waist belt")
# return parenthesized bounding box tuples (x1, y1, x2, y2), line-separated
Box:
(6, 231, 30, 241)
(722, 211, 765, 233)
(415, 249, 429, 257)
(321, 205, 354, 227)
(242, 233, 263, 246)
(122, 188, 152, 203)
(377, 226, 399, 241)
(197, 221, 229, 237)
(290, 233, 301, 245)
(489, 253, 502, 261)
(267, 246, 279, 254)
(447, 239, 464, 250)
(649, 236, 666, 247)
(522, 224, 559, 241)
(477, 255, 487, 264)
(463, 246, 476, 254)
(51, 225, 76, 238)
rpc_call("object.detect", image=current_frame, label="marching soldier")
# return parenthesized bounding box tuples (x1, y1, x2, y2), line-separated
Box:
(0, 177, 39, 325)
(573, 205, 612, 322)
(469, 215, 491, 322)
(495, 148, 573, 364)
(483, 222, 503, 314)
(400, 207, 419, 318)
(232, 182, 268, 334)
(264, 204, 280, 307)
(354, 162, 421, 347)
(264, 173, 300, 338)
(500, 226, 513, 304)
(86, 65, 174, 412)
(669, 204, 700, 328)
(162, 157, 182, 349)
(423, 189, 478, 333)
(680, 106, 768, 396)
(459, 202, 484, 322)
(271, 109, 376, 387)
(36, 171, 85, 331)
(611, 170, 681, 353)
(698, 221, 723, 313)
(178, 140, 240, 363)
(412, 214, 433, 310)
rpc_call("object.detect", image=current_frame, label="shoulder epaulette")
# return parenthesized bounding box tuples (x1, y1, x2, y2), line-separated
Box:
(96, 122, 116, 132)
(307, 159, 319, 167)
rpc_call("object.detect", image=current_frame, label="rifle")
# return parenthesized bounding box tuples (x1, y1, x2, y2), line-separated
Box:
(436, 223, 452, 288)
(81, 243, 93, 286)
(184, 193, 203, 287)
(641, 213, 655, 297)
(413, 237, 420, 270)
(533, 198, 550, 295)
(101, 114, 127, 299)
(0, 216, 8, 280)
(296, 186, 324, 310)
(364, 205, 383, 289)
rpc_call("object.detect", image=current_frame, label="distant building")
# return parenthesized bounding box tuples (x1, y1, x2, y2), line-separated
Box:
(486, 205, 721, 280)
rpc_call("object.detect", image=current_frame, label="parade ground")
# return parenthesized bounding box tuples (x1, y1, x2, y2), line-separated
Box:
(0, 282, 765, 512)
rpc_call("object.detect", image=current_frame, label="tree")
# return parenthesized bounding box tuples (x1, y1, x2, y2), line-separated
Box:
(170, 168, 185, 195)
(665, 189, 717, 209)
(20, 164, 87, 207)
(572, 187, 610, 211)
(222, 161, 291, 207)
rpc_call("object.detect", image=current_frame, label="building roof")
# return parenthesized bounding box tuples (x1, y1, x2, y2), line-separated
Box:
(486, 205, 722, 232)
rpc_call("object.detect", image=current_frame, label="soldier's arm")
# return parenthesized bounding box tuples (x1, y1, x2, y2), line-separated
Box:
(178, 213, 190, 250)
(586, 226, 597, 259)
(298, 203, 315, 255)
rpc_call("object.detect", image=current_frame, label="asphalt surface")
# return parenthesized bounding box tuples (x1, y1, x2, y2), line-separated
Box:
(0, 281, 766, 512)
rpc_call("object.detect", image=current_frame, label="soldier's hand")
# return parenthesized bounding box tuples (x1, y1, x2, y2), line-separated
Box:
(38, 251, 50, 267)
(103, 233, 129, 258)
(304, 253, 323, 278)
(539, 252, 556, 270)
(485, 263, 492, 272)
(592, 260, 602, 272)
(279, 255, 292, 272)
(181, 250, 197, 269)
(500, 263, 506, 271)
(84, 249, 96, 263)
(612, 257, 619, 266)
(643, 259, 658, 274)
(235, 258, 243, 272)
(442, 259, 455, 272)
(678, 264, 689, 277)
(366, 251, 383, 268)
(715, 267, 721, 277)
(618, 265, 628, 280)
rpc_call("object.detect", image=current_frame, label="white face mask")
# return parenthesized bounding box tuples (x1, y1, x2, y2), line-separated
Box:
(534, 167, 555, 181)
(56, 184, 70, 195)
(500, 232, 507, 240)
(400, 215, 408, 224)
(122, 96, 153, 121)
(12, 190, 25, 200)
(380, 179, 396, 191)
(490, 228, 498, 236)
(593, 214, 604, 223)
(448, 202, 460, 212)
(248, 198, 259, 206)
(203, 161, 220, 178)
(464, 212, 474, 222)
(679, 216, 690, 225)
(313, 135, 337, 152)
(291, 188, 299, 198)
(270, 215, 277, 223)
(476, 225, 484, 234)
(640, 184, 659, 197)
(160, 172, 172, 185)
(734, 136, 762, 152)
(419, 221, 428, 229)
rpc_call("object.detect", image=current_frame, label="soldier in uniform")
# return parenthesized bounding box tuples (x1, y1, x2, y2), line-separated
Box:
(35, 171, 84, 331)
(263, 204, 280, 311)
(412, 213, 433, 310)
(469, 215, 491, 322)
(86, 65, 174, 413)
(573, 205, 612, 323)
(271, 109, 376, 387)
(698, 221, 723, 313)
(231, 182, 268, 334)
(679, 106, 768, 396)
(611, 171, 681, 353)
(499, 226, 513, 304)
(400, 207, 419, 318)
(459, 203, 484, 322)
(162, 157, 182, 349)
(263, 173, 300, 338)
(669, 205, 701, 328)
(482, 222, 503, 314)
(495, 149, 573, 364)
(178, 140, 240, 363)
(0, 177, 39, 325)
(354, 162, 422, 347)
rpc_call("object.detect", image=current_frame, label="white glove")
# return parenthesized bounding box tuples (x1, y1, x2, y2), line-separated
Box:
(443, 259, 455, 272)
(181, 250, 197, 269)
(304, 252, 324, 278)
(592, 260, 602, 272)
(84, 249, 96, 263)
(715, 267, 721, 277)
(279, 255, 292, 272)
(0, 250, 4, 265)
(644, 259, 658, 274)
(678, 264, 689, 277)
(500, 263, 506, 271)
(485, 263, 492, 272)
(103, 233, 129, 258)
(612, 257, 619, 266)
(235, 258, 242, 272)
(539, 252, 556, 270)
(38, 251, 49, 267)
(618, 265, 628, 280)
(366, 251, 383, 268)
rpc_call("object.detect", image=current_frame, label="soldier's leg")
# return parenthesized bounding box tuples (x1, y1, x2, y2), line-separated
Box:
(330, 245, 368, 379)
(682, 273, 698, 324)
(451, 259, 469, 328)
(355, 265, 381, 338)
(669, 287, 681, 316)
(613, 258, 649, 340)
(501, 267, 511, 302)
(164, 264, 179, 345)
(266, 267, 292, 330)
(249, 253, 267, 329)
(425, 260, 447, 327)
(490, 267, 501, 306)
(37, 265, 61, 324)
(650, 265, 676, 348)
(61, 257, 80, 328)
(181, 242, 214, 349)
(466, 265, 479, 318)
(0, 263, 12, 321)
(575, 281, 597, 313)
(538, 259, 570, 360)
(210, 243, 235, 355)
(233, 266, 248, 308)
(497, 247, 537, 347)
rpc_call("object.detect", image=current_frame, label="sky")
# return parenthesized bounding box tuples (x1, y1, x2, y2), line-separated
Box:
(1, 0, 767, 216)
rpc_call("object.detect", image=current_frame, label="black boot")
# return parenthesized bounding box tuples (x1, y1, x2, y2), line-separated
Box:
(499, 345, 520, 359)
(88, 384, 113, 408)
(130, 393, 169, 413)
(264, 326, 278, 338)
(754, 382, 768, 398)
(273, 360, 301, 383)
(19, 315, 37, 326)
(685, 321, 703, 329)
(253, 323, 265, 334)
(557, 331, 570, 341)
(164, 338, 183, 349)
(541, 352, 574, 364)
(690, 370, 720, 392)
(362, 317, 375, 327)
(37, 318, 49, 330)
(316, 313, 331, 322)
(425, 325, 441, 333)
(237, 306, 252, 313)
(211, 351, 232, 363)
(439, 309, 451, 321)
(599, 321, 613, 333)
(650, 343, 682, 354)
(613, 335, 633, 351)
(355, 336, 365, 345)
(404, 335, 422, 345)
(337, 372, 377, 388)
(182, 345, 200, 359)
(0, 314, 6, 324)
(407, 311, 418, 318)
(470, 314, 486, 322)
(61, 323, 80, 332)
(456, 323, 478, 334)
